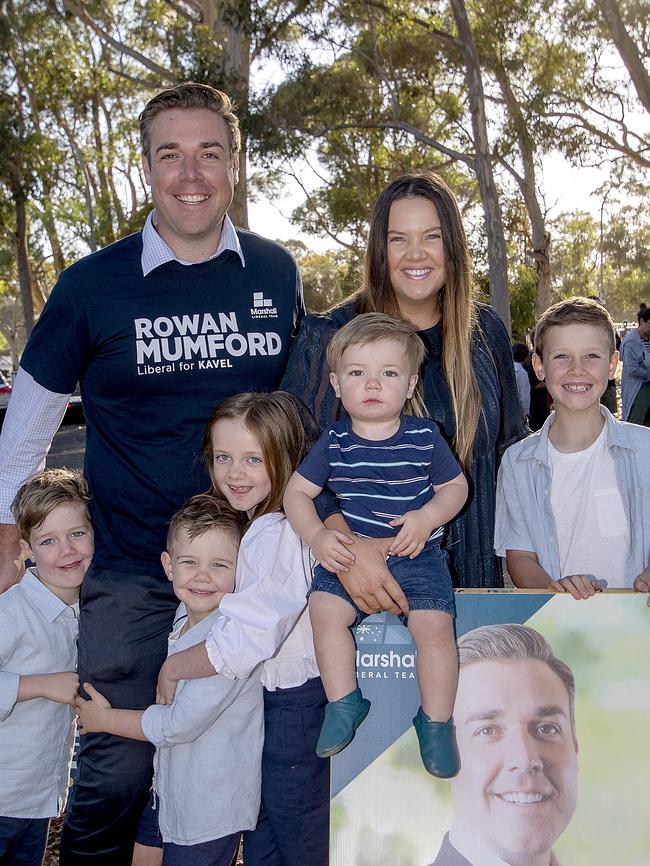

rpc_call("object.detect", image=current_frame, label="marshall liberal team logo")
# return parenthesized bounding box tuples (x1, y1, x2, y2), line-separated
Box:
(250, 291, 278, 319)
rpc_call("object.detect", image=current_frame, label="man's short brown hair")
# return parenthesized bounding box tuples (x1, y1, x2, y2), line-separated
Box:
(166, 493, 245, 553)
(12, 469, 90, 542)
(534, 297, 616, 360)
(139, 82, 241, 161)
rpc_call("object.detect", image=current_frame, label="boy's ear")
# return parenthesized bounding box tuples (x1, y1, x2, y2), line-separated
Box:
(329, 371, 341, 398)
(531, 352, 545, 381)
(161, 551, 173, 582)
(19, 538, 33, 563)
(407, 373, 418, 399)
(608, 350, 619, 379)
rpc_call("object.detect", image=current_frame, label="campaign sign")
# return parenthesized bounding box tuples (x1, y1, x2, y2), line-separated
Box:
(330, 593, 650, 866)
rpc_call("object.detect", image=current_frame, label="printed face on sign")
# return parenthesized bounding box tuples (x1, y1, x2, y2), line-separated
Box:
(451, 658, 578, 864)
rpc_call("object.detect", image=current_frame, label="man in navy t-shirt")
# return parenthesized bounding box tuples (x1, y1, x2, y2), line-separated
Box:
(0, 83, 303, 865)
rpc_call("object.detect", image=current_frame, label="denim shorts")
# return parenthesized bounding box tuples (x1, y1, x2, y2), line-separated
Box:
(310, 539, 455, 625)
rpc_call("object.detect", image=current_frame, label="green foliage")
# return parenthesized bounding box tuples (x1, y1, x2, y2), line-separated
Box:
(281, 239, 360, 311)
(509, 263, 537, 340)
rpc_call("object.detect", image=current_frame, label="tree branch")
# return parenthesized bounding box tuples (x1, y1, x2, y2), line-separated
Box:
(311, 120, 475, 168)
(597, 0, 650, 114)
(63, 0, 178, 83)
(162, 0, 201, 24)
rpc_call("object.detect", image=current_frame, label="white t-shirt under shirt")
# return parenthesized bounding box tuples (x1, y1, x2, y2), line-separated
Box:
(549, 424, 630, 587)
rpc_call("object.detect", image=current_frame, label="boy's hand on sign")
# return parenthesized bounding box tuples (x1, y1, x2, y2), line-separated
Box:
(632, 573, 650, 606)
(550, 574, 602, 600)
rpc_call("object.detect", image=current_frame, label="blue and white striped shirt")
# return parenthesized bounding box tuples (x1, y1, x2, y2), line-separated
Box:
(297, 416, 461, 539)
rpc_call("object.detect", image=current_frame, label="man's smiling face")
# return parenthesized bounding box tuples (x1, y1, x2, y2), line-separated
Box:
(451, 659, 578, 866)
(142, 107, 237, 261)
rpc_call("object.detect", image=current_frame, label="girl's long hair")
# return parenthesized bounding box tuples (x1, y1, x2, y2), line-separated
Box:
(202, 391, 307, 518)
(353, 171, 482, 470)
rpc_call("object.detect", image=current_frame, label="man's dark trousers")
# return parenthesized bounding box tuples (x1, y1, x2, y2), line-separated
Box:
(60, 565, 178, 865)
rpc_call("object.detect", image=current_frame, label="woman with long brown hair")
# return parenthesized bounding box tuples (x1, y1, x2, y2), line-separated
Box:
(282, 171, 524, 591)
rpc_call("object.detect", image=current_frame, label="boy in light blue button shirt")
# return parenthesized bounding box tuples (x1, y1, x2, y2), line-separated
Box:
(495, 297, 650, 602)
(76, 494, 264, 866)
(1, 469, 92, 865)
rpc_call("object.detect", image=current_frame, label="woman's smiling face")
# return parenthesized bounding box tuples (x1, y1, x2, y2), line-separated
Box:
(386, 196, 446, 322)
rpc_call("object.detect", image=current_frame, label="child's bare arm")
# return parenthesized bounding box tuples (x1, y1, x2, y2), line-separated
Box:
(389, 473, 469, 558)
(17, 671, 79, 705)
(76, 684, 147, 740)
(156, 642, 214, 705)
(284, 472, 355, 572)
(506, 551, 601, 599)
(506, 550, 555, 588)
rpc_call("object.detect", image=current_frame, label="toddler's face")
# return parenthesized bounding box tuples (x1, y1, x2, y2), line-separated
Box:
(329, 338, 418, 427)
(532, 324, 617, 414)
(23, 502, 94, 603)
(162, 527, 238, 625)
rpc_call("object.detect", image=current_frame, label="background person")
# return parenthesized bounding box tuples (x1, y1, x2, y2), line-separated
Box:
(512, 342, 531, 420)
(620, 306, 650, 425)
(0, 83, 303, 865)
(429, 623, 578, 866)
(282, 170, 524, 607)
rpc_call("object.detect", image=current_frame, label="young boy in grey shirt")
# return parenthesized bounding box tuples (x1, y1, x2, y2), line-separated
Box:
(76, 494, 263, 865)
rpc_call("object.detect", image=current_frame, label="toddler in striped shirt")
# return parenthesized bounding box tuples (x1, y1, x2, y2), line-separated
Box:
(284, 313, 467, 776)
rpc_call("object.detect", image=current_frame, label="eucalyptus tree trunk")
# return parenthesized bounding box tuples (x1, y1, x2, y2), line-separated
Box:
(450, 0, 511, 333)
(204, 0, 251, 228)
(13, 192, 35, 334)
(493, 63, 551, 315)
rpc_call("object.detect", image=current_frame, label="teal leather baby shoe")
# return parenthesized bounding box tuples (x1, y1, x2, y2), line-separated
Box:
(316, 688, 371, 757)
(413, 706, 461, 778)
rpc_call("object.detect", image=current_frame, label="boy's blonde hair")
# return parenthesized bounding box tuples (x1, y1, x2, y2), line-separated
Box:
(326, 313, 427, 417)
(327, 313, 426, 373)
(203, 391, 308, 519)
(534, 297, 616, 360)
(12, 469, 90, 542)
(166, 493, 245, 552)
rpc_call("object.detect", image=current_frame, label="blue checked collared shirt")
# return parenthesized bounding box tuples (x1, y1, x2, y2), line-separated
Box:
(140, 210, 245, 275)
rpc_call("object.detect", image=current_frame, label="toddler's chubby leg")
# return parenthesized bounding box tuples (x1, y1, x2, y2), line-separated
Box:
(408, 610, 458, 722)
(408, 609, 460, 778)
(309, 591, 370, 757)
(309, 591, 358, 701)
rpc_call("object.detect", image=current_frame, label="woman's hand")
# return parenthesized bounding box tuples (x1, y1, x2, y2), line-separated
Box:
(325, 514, 409, 615)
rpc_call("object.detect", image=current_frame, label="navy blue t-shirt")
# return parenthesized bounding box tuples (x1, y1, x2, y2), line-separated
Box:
(21, 229, 303, 573)
(297, 415, 461, 538)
